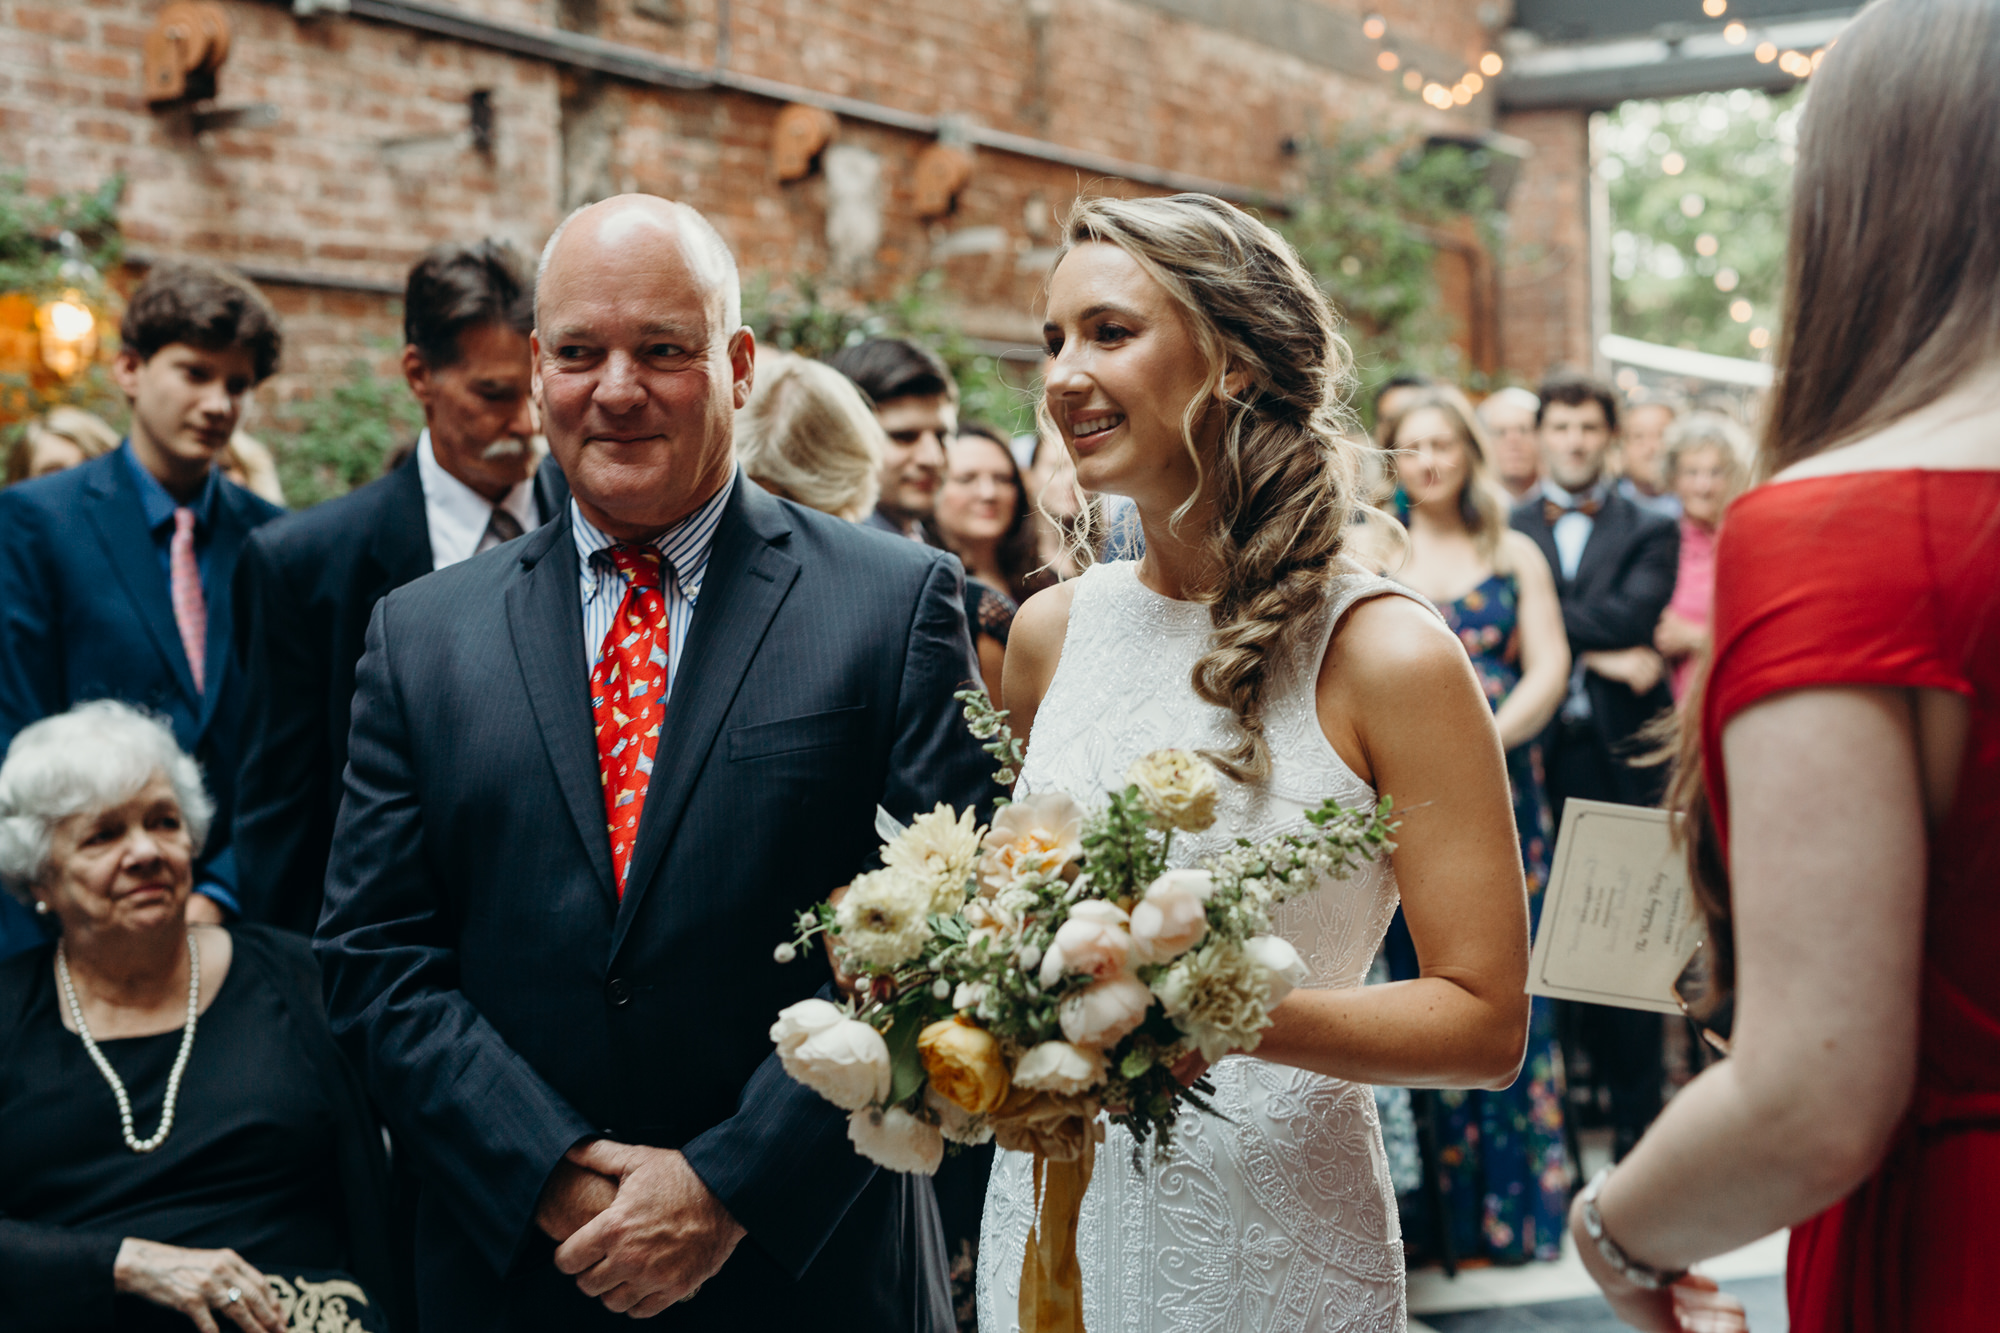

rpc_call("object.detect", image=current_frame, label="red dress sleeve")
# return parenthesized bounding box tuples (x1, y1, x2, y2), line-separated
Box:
(1700, 471, 1977, 849)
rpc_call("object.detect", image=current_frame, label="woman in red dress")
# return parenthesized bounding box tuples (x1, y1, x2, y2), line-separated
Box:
(1571, 1, 2000, 1328)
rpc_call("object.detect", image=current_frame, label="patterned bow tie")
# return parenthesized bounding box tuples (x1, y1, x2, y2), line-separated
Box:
(1543, 493, 1604, 526)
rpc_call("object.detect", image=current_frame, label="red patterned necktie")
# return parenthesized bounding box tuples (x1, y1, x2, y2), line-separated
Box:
(590, 545, 670, 897)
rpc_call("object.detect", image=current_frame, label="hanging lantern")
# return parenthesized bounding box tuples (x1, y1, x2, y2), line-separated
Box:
(35, 289, 98, 381)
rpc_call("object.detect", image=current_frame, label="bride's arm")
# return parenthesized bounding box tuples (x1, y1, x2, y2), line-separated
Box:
(998, 582, 1078, 751)
(1253, 594, 1530, 1090)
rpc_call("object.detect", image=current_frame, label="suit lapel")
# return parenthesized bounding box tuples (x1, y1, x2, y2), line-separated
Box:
(1518, 494, 1566, 591)
(612, 482, 800, 957)
(1573, 492, 1632, 595)
(531, 454, 571, 527)
(84, 462, 199, 706)
(368, 457, 435, 585)
(196, 485, 253, 733)
(505, 514, 618, 905)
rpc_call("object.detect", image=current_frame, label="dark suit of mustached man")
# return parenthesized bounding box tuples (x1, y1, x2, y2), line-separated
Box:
(315, 196, 990, 1331)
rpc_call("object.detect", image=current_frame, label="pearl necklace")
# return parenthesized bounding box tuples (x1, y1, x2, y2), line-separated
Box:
(57, 931, 201, 1155)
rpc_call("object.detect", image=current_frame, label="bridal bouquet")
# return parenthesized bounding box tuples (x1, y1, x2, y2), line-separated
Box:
(768, 693, 1396, 1332)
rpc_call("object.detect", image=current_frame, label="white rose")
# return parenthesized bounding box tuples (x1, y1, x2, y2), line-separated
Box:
(1244, 935, 1307, 1005)
(926, 1084, 995, 1146)
(1058, 974, 1153, 1050)
(834, 868, 934, 971)
(780, 1017, 892, 1111)
(847, 1105, 945, 1174)
(769, 998, 846, 1058)
(1012, 1040, 1107, 1096)
(1129, 870, 1213, 963)
(1125, 749, 1221, 832)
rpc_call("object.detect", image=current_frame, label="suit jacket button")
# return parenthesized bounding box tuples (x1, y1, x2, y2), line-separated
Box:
(607, 978, 633, 1006)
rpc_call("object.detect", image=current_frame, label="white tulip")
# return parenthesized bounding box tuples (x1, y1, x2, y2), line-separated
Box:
(1244, 935, 1307, 1005)
(769, 998, 845, 1057)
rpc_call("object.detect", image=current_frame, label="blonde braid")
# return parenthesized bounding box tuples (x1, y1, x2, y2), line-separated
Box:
(1051, 195, 1364, 783)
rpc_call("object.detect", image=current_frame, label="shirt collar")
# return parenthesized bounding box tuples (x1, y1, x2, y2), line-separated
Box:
(1539, 475, 1607, 510)
(416, 429, 539, 561)
(572, 471, 736, 604)
(121, 440, 218, 532)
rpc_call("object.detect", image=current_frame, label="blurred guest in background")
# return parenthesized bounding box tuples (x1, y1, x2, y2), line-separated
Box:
(1382, 384, 1572, 1262)
(0, 261, 285, 961)
(1653, 413, 1752, 700)
(1478, 386, 1545, 500)
(232, 240, 564, 935)
(1370, 370, 1434, 446)
(1574, 5, 2000, 1328)
(0, 702, 400, 1332)
(934, 421, 1045, 699)
(735, 349, 883, 521)
(5, 405, 121, 484)
(220, 432, 285, 508)
(1618, 396, 1682, 519)
(829, 337, 956, 542)
(1023, 427, 1095, 577)
(1512, 374, 1679, 1162)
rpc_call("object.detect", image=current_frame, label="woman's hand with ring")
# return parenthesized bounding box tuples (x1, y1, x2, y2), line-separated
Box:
(113, 1238, 285, 1333)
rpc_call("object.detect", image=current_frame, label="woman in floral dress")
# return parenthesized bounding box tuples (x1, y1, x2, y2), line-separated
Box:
(1380, 385, 1574, 1262)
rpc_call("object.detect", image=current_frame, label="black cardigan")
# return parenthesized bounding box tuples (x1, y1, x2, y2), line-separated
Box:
(0, 924, 407, 1330)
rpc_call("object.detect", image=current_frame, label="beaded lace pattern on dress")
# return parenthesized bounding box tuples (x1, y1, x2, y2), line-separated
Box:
(977, 560, 1421, 1333)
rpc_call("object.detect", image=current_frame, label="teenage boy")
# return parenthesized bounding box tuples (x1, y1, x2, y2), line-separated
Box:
(233, 239, 568, 934)
(829, 338, 957, 542)
(0, 261, 286, 958)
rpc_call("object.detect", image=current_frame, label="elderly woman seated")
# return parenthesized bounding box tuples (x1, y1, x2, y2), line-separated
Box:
(0, 702, 401, 1332)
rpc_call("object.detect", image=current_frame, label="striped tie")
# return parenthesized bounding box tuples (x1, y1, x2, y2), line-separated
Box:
(590, 545, 670, 896)
(169, 507, 206, 695)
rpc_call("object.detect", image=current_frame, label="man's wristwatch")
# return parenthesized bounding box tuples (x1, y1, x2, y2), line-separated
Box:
(1578, 1166, 1689, 1291)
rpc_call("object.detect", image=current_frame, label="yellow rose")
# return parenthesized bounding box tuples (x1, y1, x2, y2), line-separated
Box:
(1126, 749, 1220, 832)
(918, 1018, 1011, 1115)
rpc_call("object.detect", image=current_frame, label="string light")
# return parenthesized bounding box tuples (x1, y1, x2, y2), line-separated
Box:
(1377, 49, 1400, 71)
(1714, 267, 1740, 292)
(1363, 14, 1387, 40)
(1755, 41, 1778, 62)
(1479, 51, 1504, 76)
(1462, 71, 1483, 93)
(1452, 84, 1473, 105)
(1695, 233, 1719, 256)
(1749, 327, 1771, 349)
(1662, 151, 1686, 175)
(1702, 0, 1727, 16)
(1723, 21, 1747, 43)
(1730, 299, 1753, 323)
(1403, 68, 1423, 91)
(1811, 47, 1827, 70)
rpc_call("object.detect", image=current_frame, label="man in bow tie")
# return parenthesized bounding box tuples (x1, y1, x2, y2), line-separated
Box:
(1510, 372, 1680, 1161)
(316, 195, 986, 1331)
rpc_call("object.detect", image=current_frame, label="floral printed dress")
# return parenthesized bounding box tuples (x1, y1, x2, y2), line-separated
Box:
(1388, 572, 1570, 1264)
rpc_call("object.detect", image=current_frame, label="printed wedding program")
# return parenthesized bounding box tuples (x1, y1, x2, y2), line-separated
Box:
(1527, 799, 1704, 1015)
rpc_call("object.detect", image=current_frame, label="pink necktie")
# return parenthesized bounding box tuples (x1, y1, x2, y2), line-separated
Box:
(169, 507, 206, 695)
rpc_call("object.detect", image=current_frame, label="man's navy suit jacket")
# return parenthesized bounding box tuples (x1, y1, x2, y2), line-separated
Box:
(0, 451, 281, 952)
(232, 453, 569, 934)
(315, 475, 991, 1331)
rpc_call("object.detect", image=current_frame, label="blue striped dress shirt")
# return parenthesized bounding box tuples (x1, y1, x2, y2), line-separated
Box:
(572, 473, 735, 703)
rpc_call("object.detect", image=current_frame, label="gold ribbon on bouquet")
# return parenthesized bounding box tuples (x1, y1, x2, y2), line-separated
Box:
(993, 1089, 1103, 1333)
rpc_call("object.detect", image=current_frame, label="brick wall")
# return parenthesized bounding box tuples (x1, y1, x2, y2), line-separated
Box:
(1, 0, 1530, 421)
(1496, 106, 1594, 385)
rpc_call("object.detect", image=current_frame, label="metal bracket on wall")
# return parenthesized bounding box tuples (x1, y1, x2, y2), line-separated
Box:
(190, 102, 281, 134)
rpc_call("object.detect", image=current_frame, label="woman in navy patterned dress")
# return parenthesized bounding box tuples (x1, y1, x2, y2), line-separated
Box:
(1380, 385, 1575, 1262)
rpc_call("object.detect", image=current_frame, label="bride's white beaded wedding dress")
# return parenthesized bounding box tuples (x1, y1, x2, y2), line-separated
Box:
(977, 560, 1422, 1333)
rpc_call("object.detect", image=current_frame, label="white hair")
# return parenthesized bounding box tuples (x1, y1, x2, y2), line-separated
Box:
(0, 701, 213, 903)
(1478, 386, 1542, 421)
(536, 197, 742, 333)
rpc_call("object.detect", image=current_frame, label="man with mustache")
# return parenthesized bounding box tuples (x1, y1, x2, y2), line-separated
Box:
(232, 239, 568, 933)
(0, 260, 285, 961)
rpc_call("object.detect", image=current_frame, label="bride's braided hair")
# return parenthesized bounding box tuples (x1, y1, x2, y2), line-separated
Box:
(1042, 194, 1364, 783)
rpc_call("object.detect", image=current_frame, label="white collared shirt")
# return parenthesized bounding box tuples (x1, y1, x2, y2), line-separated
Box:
(415, 429, 542, 571)
(572, 474, 735, 704)
(1538, 477, 1602, 581)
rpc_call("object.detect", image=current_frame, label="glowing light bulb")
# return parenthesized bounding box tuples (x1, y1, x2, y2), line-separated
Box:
(1463, 71, 1484, 93)
(1749, 327, 1771, 349)
(1702, 0, 1726, 16)
(1662, 152, 1687, 175)
(1755, 41, 1778, 62)
(1714, 267, 1740, 292)
(1479, 51, 1503, 76)
(1378, 50, 1400, 71)
(1363, 14, 1386, 40)
(1695, 233, 1719, 256)
(1730, 299, 1753, 323)
(1452, 84, 1473, 105)
(1403, 69, 1422, 91)
(1724, 21, 1747, 43)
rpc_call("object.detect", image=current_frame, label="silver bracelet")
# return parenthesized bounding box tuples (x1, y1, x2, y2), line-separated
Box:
(1578, 1166, 1689, 1291)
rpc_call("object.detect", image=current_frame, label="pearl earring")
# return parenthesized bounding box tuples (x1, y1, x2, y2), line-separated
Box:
(33, 900, 49, 916)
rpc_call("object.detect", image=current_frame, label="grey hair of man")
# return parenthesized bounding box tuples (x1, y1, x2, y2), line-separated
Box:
(1477, 385, 1542, 423)
(535, 197, 743, 334)
(0, 700, 213, 904)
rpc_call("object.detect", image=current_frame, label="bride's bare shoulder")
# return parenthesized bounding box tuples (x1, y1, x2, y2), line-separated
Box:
(1776, 366, 2000, 482)
(1001, 579, 1078, 732)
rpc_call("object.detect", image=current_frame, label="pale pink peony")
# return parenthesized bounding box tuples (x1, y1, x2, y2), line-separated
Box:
(1059, 974, 1153, 1049)
(1129, 870, 1213, 963)
(1049, 900, 1132, 981)
(977, 793, 1084, 893)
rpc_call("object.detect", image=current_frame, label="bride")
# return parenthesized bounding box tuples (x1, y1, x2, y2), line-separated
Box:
(976, 194, 1531, 1332)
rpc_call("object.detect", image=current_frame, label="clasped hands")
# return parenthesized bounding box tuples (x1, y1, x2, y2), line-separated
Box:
(535, 1140, 746, 1318)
